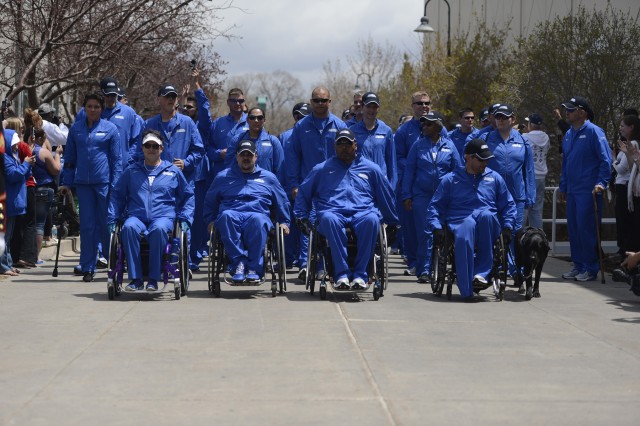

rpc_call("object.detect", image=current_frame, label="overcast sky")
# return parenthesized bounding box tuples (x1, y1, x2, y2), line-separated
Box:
(212, 0, 423, 93)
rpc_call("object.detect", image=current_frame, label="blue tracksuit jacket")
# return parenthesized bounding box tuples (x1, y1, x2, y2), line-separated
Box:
(194, 88, 248, 180)
(61, 118, 122, 189)
(286, 113, 347, 191)
(448, 126, 479, 159)
(108, 160, 195, 226)
(294, 155, 398, 225)
(225, 129, 285, 184)
(349, 119, 397, 188)
(134, 113, 204, 184)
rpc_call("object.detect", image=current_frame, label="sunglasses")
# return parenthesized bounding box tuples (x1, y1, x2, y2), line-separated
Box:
(228, 98, 245, 104)
(143, 143, 161, 150)
(494, 114, 511, 120)
(336, 140, 355, 146)
(312, 98, 330, 104)
(248, 115, 264, 121)
(413, 101, 431, 106)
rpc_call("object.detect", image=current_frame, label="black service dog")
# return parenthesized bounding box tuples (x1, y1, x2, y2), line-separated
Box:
(513, 227, 550, 300)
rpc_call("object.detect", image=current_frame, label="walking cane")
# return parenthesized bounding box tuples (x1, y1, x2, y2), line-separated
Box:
(592, 190, 606, 284)
(52, 195, 67, 278)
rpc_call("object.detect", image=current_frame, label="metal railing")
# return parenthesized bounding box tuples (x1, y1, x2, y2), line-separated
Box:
(544, 186, 617, 256)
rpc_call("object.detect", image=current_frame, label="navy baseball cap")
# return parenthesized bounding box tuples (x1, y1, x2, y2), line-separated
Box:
(562, 96, 591, 112)
(362, 92, 380, 106)
(342, 109, 352, 120)
(464, 138, 494, 160)
(158, 84, 178, 97)
(292, 102, 310, 117)
(420, 111, 445, 126)
(335, 129, 356, 144)
(237, 140, 257, 155)
(479, 107, 490, 122)
(494, 104, 514, 117)
(100, 77, 119, 95)
(488, 103, 502, 115)
(526, 113, 543, 125)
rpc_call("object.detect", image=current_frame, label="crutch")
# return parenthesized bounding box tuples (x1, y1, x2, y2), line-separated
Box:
(592, 190, 606, 284)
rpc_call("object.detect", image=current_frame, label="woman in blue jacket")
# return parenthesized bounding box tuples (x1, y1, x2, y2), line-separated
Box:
(2, 129, 35, 276)
(60, 92, 122, 281)
(108, 130, 194, 292)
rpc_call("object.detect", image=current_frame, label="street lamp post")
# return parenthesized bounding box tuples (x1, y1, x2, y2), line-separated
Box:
(354, 72, 373, 92)
(414, 0, 451, 57)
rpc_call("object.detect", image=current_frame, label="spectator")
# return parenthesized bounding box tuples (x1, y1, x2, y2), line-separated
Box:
(523, 113, 550, 229)
(618, 114, 640, 253)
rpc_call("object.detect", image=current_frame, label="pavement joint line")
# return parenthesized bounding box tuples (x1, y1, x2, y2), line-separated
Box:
(525, 296, 640, 361)
(334, 302, 397, 426)
(6, 300, 140, 424)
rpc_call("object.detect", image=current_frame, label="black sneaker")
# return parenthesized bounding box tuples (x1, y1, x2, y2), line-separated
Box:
(73, 265, 83, 276)
(82, 271, 95, 282)
(96, 257, 108, 269)
(297, 268, 307, 281)
(417, 274, 430, 283)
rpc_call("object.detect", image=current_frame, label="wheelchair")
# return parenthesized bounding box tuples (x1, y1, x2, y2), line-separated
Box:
(107, 220, 190, 300)
(305, 223, 389, 301)
(430, 226, 508, 301)
(207, 222, 287, 298)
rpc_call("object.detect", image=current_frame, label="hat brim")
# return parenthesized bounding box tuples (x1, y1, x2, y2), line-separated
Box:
(160, 91, 178, 97)
(237, 148, 256, 155)
(562, 102, 578, 110)
(335, 138, 355, 144)
(363, 100, 380, 106)
(475, 151, 494, 160)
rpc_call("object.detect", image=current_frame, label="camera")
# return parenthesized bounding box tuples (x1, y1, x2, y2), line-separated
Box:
(612, 266, 640, 296)
(190, 59, 197, 70)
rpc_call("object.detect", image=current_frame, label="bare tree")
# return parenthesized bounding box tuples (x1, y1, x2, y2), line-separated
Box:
(346, 36, 400, 93)
(0, 0, 237, 116)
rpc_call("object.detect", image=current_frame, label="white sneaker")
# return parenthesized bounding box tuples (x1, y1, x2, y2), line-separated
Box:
(351, 277, 368, 290)
(575, 271, 596, 282)
(315, 269, 325, 280)
(473, 274, 488, 285)
(404, 266, 416, 276)
(562, 269, 580, 280)
(333, 277, 350, 290)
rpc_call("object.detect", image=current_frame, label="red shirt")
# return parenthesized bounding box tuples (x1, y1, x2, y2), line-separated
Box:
(17, 142, 36, 187)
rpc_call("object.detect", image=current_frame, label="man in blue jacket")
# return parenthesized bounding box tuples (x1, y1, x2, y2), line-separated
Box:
(349, 91, 397, 188)
(108, 130, 195, 292)
(204, 140, 290, 283)
(428, 139, 516, 302)
(294, 129, 398, 290)
(448, 107, 479, 158)
(286, 86, 348, 280)
(193, 69, 248, 183)
(99, 76, 142, 166)
(279, 102, 311, 269)
(559, 96, 612, 282)
(402, 112, 461, 283)
(133, 84, 204, 186)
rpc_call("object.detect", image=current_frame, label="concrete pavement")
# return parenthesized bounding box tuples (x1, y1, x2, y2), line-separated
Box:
(1, 241, 639, 426)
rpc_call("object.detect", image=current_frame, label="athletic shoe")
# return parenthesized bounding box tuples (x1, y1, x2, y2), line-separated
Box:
(96, 257, 108, 269)
(575, 271, 596, 282)
(351, 277, 368, 290)
(333, 277, 351, 290)
(417, 274, 430, 283)
(562, 269, 580, 280)
(246, 270, 260, 282)
(297, 268, 307, 281)
(82, 271, 95, 282)
(404, 266, 416, 276)
(146, 279, 158, 291)
(315, 269, 326, 280)
(73, 265, 83, 276)
(388, 247, 400, 255)
(232, 262, 245, 282)
(126, 279, 144, 291)
(473, 274, 488, 285)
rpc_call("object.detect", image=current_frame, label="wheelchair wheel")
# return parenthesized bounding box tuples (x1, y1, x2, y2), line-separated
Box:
(276, 224, 287, 294)
(378, 225, 389, 293)
(179, 228, 189, 297)
(430, 245, 445, 297)
(494, 236, 507, 301)
(373, 286, 381, 301)
(107, 224, 122, 300)
(208, 227, 222, 298)
(306, 230, 316, 295)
